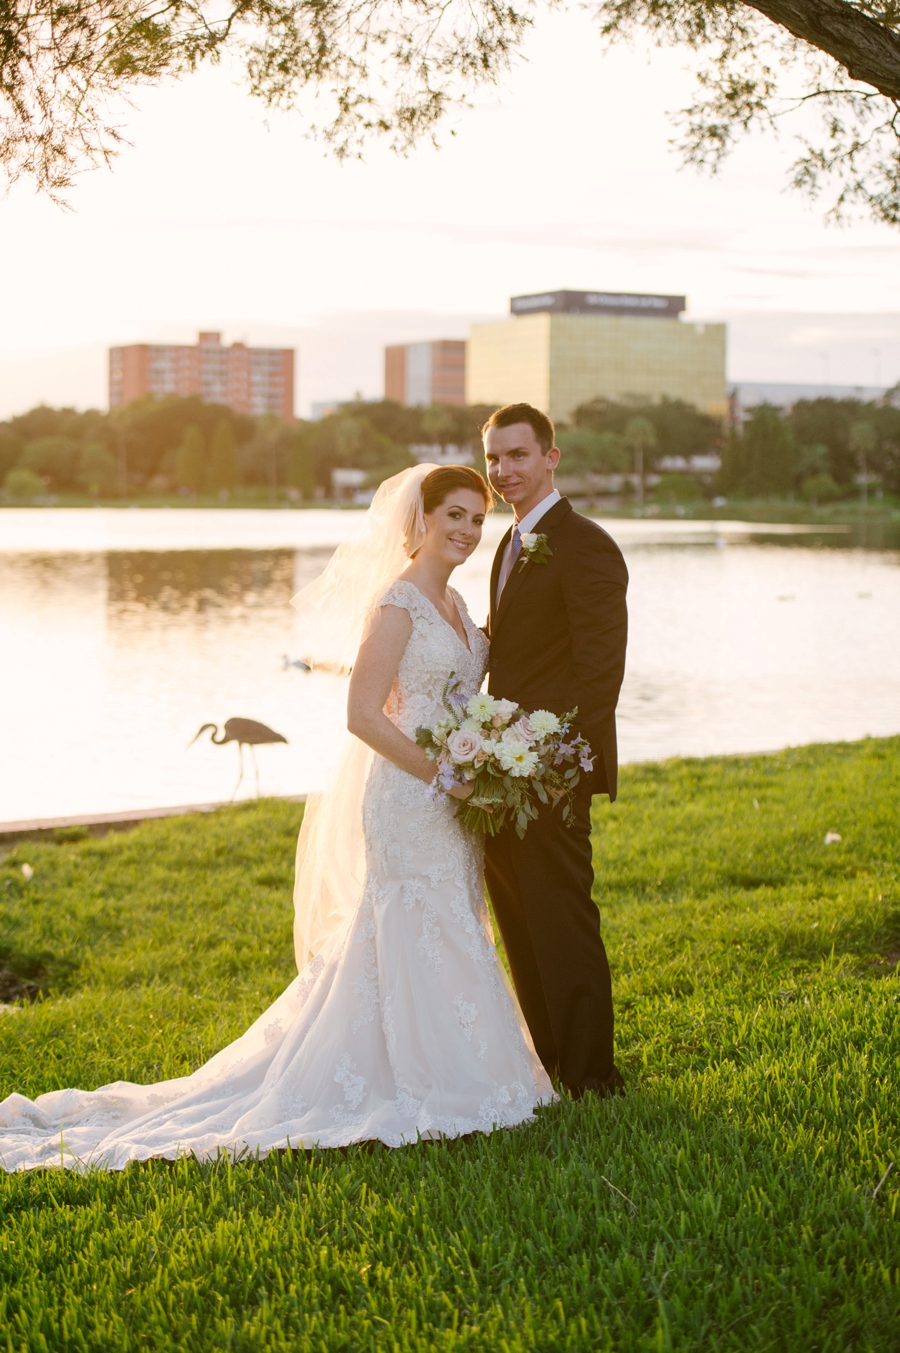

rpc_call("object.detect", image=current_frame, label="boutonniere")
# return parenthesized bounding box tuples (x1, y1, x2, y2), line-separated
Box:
(517, 532, 553, 572)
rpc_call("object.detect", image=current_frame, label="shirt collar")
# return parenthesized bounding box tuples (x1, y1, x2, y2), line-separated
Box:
(515, 488, 561, 537)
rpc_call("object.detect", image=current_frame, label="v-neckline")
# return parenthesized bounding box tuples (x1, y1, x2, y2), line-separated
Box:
(406, 581, 472, 655)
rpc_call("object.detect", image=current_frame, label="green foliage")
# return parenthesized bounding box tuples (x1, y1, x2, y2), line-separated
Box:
(0, 430, 23, 481)
(717, 396, 900, 499)
(800, 472, 845, 504)
(653, 472, 705, 503)
(0, 740, 898, 1349)
(0, 396, 493, 502)
(281, 425, 315, 499)
(3, 467, 45, 498)
(207, 420, 238, 493)
(77, 441, 118, 496)
(556, 428, 629, 474)
(174, 424, 206, 494)
(741, 404, 796, 496)
(310, 408, 414, 492)
(573, 397, 720, 468)
(19, 434, 81, 490)
(113, 395, 254, 490)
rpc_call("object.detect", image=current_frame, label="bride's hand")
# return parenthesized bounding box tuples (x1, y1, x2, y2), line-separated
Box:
(447, 781, 475, 801)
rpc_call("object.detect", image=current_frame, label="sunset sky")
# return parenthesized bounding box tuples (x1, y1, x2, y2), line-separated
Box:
(3, 9, 900, 417)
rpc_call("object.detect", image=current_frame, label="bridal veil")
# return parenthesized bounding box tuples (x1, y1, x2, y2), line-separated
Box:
(289, 464, 438, 969)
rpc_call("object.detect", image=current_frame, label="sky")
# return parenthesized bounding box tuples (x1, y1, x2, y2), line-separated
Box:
(3, 8, 900, 418)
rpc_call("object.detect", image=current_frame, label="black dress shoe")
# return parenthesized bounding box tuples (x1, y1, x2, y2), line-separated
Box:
(571, 1067, 625, 1100)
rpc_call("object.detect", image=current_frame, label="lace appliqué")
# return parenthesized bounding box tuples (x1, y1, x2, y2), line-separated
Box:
(453, 996, 478, 1042)
(330, 1055, 367, 1126)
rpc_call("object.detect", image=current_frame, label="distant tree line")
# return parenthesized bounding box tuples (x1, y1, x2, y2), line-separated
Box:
(716, 397, 900, 501)
(556, 397, 723, 501)
(555, 393, 900, 501)
(0, 397, 496, 500)
(3, 391, 898, 504)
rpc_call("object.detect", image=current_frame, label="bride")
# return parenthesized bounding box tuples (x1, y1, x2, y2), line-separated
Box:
(0, 463, 553, 1172)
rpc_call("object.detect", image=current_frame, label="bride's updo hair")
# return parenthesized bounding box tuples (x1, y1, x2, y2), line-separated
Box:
(403, 465, 491, 557)
(421, 465, 491, 515)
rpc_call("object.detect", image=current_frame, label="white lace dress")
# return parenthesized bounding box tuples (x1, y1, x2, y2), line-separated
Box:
(0, 580, 553, 1172)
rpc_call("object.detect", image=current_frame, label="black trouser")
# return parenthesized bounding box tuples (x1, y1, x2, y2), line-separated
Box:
(484, 786, 616, 1094)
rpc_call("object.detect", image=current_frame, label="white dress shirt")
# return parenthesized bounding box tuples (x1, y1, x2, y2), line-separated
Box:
(495, 488, 561, 606)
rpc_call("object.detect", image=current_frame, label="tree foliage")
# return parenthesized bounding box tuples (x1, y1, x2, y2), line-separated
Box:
(716, 391, 900, 495)
(573, 395, 722, 464)
(5, 0, 900, 220)
(0, 394, 491, 498)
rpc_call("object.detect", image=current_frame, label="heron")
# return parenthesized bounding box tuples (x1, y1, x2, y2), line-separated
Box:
(189, 718, 288, 801)
(282, 654, 311, 672)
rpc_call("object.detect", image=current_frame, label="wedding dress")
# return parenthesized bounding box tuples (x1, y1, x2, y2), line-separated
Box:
(0, 579, 553, 1172)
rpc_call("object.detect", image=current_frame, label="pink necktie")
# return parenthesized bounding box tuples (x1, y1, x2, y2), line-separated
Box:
(497, 524, 522, 601)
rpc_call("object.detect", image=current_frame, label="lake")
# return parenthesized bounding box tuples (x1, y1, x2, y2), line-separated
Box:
(1, 508, 898, 824)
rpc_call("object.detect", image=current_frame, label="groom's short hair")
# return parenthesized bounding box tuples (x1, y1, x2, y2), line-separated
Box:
(482, 403, 555, 454)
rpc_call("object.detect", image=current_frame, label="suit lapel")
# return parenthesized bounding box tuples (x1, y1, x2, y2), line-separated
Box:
(488, 522, 513, 637)
(492, 498, 572, 637)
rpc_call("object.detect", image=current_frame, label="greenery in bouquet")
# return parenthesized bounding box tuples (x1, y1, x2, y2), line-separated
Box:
(416, 677, 594, 839)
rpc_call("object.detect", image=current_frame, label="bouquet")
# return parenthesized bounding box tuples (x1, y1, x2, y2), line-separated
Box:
(416, 677, 594, 838)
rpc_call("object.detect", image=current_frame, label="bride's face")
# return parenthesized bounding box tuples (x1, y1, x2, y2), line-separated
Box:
(423, 489, 487, 568)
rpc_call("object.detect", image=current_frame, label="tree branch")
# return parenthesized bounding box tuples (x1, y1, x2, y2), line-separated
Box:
(744, 0, 900, 97)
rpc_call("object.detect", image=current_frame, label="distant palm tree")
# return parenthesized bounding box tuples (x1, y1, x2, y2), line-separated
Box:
(849, 421, 877, 507)
(623, 418, 657, 506)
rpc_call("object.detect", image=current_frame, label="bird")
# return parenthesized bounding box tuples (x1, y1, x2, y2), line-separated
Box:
(282, 654, 311, 672)
(189, 718, 288, 802)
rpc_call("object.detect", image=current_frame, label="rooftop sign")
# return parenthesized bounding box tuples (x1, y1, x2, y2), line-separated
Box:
(510, 290, 686, 320)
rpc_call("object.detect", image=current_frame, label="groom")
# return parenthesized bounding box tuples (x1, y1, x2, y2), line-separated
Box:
(483, 402, 628, 1099)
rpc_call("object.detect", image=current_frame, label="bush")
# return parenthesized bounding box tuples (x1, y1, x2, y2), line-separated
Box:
(4, 466, 45, 498)
(800, 472, 845, 504)
(653, 472, 705, 503)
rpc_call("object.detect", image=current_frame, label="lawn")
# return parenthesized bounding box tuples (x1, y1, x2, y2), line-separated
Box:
(0, 737, 897, 1351)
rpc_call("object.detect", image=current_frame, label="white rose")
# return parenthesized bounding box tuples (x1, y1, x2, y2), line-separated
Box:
(446, 728, 482, 764)
(519, 532, 538, 549)
(528, 709, 561, 739)
(493, 698, 520, 723)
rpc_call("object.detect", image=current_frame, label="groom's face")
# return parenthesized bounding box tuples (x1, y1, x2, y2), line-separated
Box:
(483, 423, 560, 518)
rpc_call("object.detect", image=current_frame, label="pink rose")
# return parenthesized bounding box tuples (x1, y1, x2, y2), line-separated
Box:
(501, 725, 527, 747)
(446, 728, 482, 764)
(513, 715, 536, 744)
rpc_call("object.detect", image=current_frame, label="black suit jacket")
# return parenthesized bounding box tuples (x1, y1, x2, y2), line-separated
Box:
(486, 498, 628, 801)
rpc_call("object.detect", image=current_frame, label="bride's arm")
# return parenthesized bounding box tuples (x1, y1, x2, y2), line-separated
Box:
(347, 605, 471, 799)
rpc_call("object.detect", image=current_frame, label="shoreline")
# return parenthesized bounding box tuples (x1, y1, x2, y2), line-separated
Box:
(0, 795, 308, 846)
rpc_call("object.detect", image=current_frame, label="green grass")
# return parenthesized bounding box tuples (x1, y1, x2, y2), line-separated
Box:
(1, 738, 898, 1351)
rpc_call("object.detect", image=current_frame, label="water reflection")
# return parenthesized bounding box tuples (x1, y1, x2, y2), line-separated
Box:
(106, 550, 299, 617)
(1, 511, 898, 823)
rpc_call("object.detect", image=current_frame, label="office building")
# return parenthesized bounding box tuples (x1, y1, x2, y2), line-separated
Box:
(384, 340, 466, 406)
(109, 332, 294, 421)
(466, 291, 727, 423)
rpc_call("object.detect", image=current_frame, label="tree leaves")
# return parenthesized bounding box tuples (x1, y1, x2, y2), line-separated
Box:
(5, 0, 900, 223)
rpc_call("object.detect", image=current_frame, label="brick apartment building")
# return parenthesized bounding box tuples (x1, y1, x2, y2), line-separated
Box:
(384, 340, 466, 407)
(109, 332, 295, 421)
